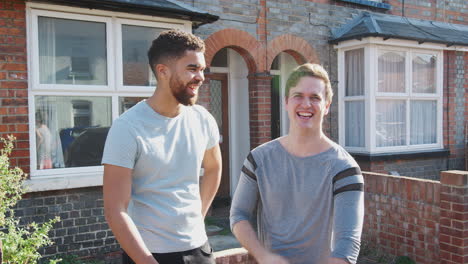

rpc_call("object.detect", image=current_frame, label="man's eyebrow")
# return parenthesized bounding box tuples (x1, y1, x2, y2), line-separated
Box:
(187, 64, 202, 68)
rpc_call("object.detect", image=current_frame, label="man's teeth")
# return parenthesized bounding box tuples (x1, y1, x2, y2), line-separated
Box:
(297, 112, 312, 117)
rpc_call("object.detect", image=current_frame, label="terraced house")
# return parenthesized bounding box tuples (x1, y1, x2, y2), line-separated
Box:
(0, 0, 467, 262)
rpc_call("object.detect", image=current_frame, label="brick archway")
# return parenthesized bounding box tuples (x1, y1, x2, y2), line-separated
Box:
(266, 34, 319, 71)
(204, 28, 259, 73)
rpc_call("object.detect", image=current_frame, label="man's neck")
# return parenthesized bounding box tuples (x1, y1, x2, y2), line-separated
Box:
(280, 128, 332, 157)
(146, 85, 183, 118)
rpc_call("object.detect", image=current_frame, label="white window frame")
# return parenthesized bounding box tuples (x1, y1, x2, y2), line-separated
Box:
(26, 2, 191, 192)
(336, 37, 447, 154)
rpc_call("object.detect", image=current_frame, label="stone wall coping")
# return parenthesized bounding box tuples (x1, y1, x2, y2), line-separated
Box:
(440, 170, 468, 186)
(362, 171, 440, 184)
(213, 247, 249, 259)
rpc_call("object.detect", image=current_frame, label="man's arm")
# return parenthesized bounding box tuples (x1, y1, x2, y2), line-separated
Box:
(200, 144, 222, 217)
(330, 166, 365, 264)
(232, 221, 289, 264)
(103, 164, 158, 264)
(230, 155, 289, 264)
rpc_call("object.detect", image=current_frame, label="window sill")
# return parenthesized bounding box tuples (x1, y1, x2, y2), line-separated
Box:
(350, 148, 450, 162)
(24, 171, 103, 193)
(338, 0, 391, 10)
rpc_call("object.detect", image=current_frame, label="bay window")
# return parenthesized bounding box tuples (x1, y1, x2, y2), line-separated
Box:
(338, 41, 443, 154)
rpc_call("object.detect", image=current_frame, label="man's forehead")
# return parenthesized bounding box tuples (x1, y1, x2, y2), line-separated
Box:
(178, 51, 205, 65)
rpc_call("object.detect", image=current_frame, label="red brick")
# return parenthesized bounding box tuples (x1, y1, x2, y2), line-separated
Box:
(441, 171, 468, 186)
(1, 63, 26, 71)
(0, 81, 27, 89)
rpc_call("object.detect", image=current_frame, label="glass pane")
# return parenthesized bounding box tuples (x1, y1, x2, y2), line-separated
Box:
(122, 25, 164, 86)
(270, 55, 280, 70)
(345, 48, 364, 96)
(35, 96, 111, 169)
(211, 48, 228, 68)
(210, 79, 223, 133)
(38, 17, 107, 85)
(376, 100, 406, 147)
(411, 100, 437, 145)
(378, 50, 405, 93)
(345, 101, 365, 147)
(119, 97, 147, 114)
(412, 53, 436, 93)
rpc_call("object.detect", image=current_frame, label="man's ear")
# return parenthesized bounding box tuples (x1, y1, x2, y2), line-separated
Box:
(155, 64, 170, 80)
(324, 101, 331, 115)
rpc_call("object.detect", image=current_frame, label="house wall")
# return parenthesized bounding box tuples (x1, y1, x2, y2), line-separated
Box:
(0, 0, 467, 262)
(363, 170, 468, 264)
(15, 187, 121, 262)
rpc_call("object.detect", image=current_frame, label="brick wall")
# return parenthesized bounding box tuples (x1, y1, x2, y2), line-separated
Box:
(13, 187, 120, 263)
(0, 0, 29, 173)
(358, 157, 449, 180)
(363, 170, 468, 264)
(445, 51, 467, 171)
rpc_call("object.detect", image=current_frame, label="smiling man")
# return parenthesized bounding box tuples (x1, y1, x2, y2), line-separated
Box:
(230, 63, 364, 264)
(102, 29, 221, 264)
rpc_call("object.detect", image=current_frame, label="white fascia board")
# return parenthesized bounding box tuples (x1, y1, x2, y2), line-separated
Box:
(333, 37, 468, 51)
(27, 2, 191, 29)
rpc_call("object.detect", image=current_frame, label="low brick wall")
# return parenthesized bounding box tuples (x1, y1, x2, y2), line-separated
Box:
(214, 248, 256, 264)
(363, 170, 467, 264)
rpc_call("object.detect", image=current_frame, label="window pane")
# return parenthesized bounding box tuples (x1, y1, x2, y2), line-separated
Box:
(212, 48, 228, 68)
(411, 100, 437, 145)
(122, 25, 164, 86)
(376, 100, 406, 147)
(35, 96, 111, 169)
(345, 48, 364, 96)
(378, 50, 405, 93)
(345, 101, 365, 147)
(38, 17, 107, 85)
(412, 53, 436, 93)
(119, 97, 147, 114)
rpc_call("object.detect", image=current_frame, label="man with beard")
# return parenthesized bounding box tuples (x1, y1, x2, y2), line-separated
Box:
(102, 29, 221, 264)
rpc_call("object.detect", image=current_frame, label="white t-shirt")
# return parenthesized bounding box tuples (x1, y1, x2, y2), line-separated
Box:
(102, 100, 219, 253)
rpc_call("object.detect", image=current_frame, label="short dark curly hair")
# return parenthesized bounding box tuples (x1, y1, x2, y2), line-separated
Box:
(147, 29, 205, 77)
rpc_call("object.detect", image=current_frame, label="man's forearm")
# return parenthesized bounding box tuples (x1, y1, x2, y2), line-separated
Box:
(232, 220, 271, 261)
(105, 210, 158, 264)
(200, 167, 221, 217)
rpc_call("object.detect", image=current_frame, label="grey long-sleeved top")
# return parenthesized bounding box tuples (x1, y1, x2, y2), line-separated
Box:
(230, 139, 364, 264)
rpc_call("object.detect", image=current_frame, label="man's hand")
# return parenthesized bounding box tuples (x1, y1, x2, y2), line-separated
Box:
(258, 252, 290, 264)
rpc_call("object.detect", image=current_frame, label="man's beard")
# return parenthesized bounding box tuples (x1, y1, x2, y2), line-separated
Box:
(170, 75, 200, 106)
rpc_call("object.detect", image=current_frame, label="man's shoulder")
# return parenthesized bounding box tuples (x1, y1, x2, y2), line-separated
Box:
(189, 104, 213, 119)
(326, 142, 360, 175)
(249, 139, 281, 162)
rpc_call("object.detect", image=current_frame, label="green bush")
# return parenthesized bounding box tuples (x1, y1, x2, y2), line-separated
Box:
(0, 135, 60, 264)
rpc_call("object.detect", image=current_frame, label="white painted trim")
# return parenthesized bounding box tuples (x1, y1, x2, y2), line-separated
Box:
(338, 49, 344, 146)
(209, 67, 229, 73)
(334, 37, 468, 51)
(24, 171, 103, 193)
(367, 45, 375, 153)
(27, 2, 190, 26)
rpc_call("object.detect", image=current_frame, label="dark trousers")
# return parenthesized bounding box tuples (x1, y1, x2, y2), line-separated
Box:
(122, 241, 215, 264)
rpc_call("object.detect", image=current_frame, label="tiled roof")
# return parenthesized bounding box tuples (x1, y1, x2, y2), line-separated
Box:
(330, 12, 468, 47)
(32, 0, 219, 28)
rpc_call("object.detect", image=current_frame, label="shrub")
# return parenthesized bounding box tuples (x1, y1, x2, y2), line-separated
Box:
(0, 135, 61, 264)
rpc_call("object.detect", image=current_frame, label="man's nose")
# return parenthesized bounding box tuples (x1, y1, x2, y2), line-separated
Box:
(195, 71, 204, 82)
(302, 97, 312, 107)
